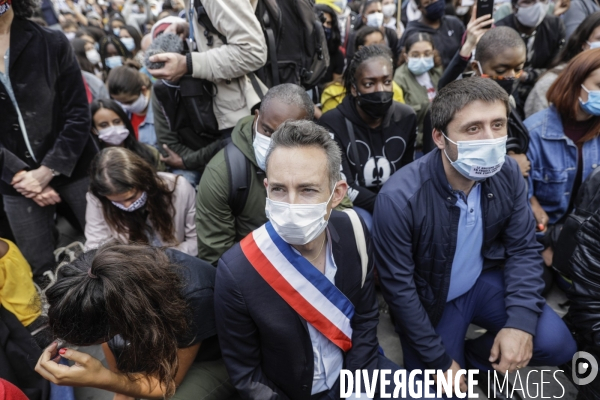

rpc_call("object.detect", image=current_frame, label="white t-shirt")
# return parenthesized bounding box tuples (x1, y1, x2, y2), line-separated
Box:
(415, 72, 437, 102)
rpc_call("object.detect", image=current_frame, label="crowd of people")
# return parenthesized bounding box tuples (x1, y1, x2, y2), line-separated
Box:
(1, 0, 600, 398)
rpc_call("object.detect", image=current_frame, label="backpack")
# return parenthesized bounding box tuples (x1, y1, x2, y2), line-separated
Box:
(224, 141, 253, 217)
(153, 77, 220, 139)
(193, 0, 330, 90)
(553, 166, 600, 278)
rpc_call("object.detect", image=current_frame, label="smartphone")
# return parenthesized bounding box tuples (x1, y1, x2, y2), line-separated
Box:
(51, 339, 68, 359)
(476, 0, 494, 19)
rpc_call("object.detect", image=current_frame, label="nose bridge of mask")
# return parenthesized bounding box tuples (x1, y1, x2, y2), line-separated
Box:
(442, 131, 507, 147)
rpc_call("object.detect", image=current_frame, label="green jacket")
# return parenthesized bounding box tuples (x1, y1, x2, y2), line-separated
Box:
(393, 64, 443, 147)
(196, 115, 353, 265)
(196, 115, 267, 265)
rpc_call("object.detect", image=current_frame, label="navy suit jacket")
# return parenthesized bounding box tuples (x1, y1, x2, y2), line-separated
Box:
(214, 211, 379, 400)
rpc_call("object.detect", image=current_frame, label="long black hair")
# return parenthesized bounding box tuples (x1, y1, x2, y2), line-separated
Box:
(315, 4, 342, 56)
(46, 242, 189, 397)
(343, 44, 394, 94)
(552, 11, 600, 67)
(90, 99, 158, 167)
(71, 38, 96, 74)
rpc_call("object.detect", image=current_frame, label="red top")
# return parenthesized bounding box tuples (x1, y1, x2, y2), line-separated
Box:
(130, 113, 145, 139)
(0, 379, 29, 400)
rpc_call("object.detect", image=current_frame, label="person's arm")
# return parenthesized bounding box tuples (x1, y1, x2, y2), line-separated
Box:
(214, 258, 289, 399)
(438, 9, 493, 90)
(41, 33, 92, 178)
(344, 217, 379, 373)
(173, 177, 198, 257)
(190, 0, 267, 81)
(84, 193, 114, 251)
(0, 146, 30, 186)
(500, 158, 546, 335)
(152, 89, 222, 170)
(372, 193, 453, 371)
(195, 159, 238, 265)
(35, 341, 200, 399)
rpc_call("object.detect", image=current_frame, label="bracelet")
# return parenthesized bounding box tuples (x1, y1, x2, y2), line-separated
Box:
(186, 53, 193, 75)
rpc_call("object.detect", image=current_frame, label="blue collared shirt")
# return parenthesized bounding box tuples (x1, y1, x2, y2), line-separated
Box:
(294, 231, 344, 395)
(447, 183, 484, 302)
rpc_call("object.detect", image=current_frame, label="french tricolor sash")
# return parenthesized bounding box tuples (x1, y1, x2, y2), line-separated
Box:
(240, 222, 355, 352)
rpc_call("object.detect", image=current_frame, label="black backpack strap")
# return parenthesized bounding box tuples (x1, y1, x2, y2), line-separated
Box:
(224, 141, 251, 217)
(248, 73, 265, 100)
(195, 0, 227, 47)
(345, 118, 365, 187)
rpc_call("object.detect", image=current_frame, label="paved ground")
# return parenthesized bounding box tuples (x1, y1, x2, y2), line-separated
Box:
(56, 217, 578, 399)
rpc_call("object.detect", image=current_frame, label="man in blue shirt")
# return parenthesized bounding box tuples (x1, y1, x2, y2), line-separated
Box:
(373, 77, 576, 393)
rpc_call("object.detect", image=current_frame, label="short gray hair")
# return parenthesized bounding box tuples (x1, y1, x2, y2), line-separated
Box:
(259, 83, 315, 120)
(265, 120, 341, 187)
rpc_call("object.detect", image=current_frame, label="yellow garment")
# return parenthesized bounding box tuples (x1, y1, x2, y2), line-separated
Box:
(0, 239, 40, 326)
(315, 0, 342, 13)
(321, 82, 405, 114)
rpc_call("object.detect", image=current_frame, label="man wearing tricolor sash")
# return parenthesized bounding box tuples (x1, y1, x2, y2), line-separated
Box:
(215, 120, 404, 399)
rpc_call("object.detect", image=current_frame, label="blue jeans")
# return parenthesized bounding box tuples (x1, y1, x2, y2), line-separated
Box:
(401, 270, 577, 373)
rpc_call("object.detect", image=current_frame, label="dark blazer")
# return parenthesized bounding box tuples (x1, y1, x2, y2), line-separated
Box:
(0, 17, 95, 195)
(373, 149, 546, 371)
(214, 211, 379, 400)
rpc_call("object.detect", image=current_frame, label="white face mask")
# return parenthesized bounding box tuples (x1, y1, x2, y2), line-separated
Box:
(455, 5, 470, 15)
(120, 37, 136, 52)
(442, 133, 507, 181)
(97, 125, 130, 145)
(515, 2, 548, 28)
(265, 187, 335, 245)
(86, 48, 101, 64)
(118, 93, 149, 115)
(366, 12, 384, 27)
(252, 115, 271, 171)
(65, 32, 76, 41)
(382, 3, 396, 17)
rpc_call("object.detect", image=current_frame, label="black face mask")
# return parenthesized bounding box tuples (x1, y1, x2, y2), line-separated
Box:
(355, 90, 394, 119)
(492, 77, 518, 96)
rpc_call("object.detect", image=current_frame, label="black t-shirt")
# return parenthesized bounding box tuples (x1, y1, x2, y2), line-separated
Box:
(108, 249, 220, 372)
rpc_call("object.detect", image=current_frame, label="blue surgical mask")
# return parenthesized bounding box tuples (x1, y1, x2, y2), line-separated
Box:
(580, 84, 600, 116)
(113, 27, 121, 36)
(104, 55, 123, 69)
(407, 56, 435, 75)
(442, 132, 507, 181)
(323, 27, 332, 41)
(587, 41, 600, 50)
(111, 191, 148, 212)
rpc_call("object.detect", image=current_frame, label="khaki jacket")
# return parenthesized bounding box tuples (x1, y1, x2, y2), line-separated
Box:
(188, 0, 268, 130)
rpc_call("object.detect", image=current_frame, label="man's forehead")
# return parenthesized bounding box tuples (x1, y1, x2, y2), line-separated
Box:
(267, 146, 329, 184)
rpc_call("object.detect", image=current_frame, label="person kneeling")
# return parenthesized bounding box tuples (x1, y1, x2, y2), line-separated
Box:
(215, 120, 409, 399)
(35, 242, 236, 400)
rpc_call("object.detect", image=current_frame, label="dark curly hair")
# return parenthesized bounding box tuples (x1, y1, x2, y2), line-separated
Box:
(89, 147, 178, 246)
(46, 242, 189, 397)
(343, 44, 394, 94)
(13, 0, 40, 18)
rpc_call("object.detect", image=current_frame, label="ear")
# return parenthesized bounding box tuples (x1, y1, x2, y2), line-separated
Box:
(432, 128, 446, 150)
(471, 60, 481, 76)
(263, 177, 269, 190)
(403, 52, 409, 63)
(350, 83, 357, 97)
(330, 180, 349, 209)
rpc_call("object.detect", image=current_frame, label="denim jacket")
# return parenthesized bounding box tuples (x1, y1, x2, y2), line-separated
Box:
(525, 106, 600, 224)
(134, 101, 156, 148)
